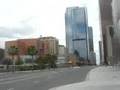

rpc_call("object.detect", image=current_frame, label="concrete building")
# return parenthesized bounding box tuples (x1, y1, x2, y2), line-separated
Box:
(38, 36, 59, 56)
(57, 45, 66, 65)
(88, 51, 96, 65)
(112, 0, 120, 65)
(99, 0, 113, 64)
(105, 25, 114, 65)
(58, 45, 66, 56)
(65, 7, 89, 64)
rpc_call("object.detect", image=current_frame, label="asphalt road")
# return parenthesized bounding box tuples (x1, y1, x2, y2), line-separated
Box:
(0, 66, 95, 90)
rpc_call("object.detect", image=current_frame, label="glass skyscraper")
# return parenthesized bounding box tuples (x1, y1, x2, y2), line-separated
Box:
(65, 7, 89, 60)
(88, 27, 94, 52)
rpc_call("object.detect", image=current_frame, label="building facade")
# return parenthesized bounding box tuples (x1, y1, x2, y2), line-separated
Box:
(5, 37, 59, 63)
(58, 45, 66, 56)
(65, 7, 89, 62)
(0, 48, 4, 61)
(88, 51, 96, 65)
(57, 45, 66, 64)
(112, 0, 120, 64)
(88, 27, 96, 64)
(99, 0, 113, 64)
(5, 39, 38, 62)
(38, 36, 59, 56)
(88, 27, 94, 52)
(5, 39, 38, 55)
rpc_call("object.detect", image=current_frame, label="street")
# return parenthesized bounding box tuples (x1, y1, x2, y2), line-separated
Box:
(0, 66, 94, 90)
(51, 66, 120, 90)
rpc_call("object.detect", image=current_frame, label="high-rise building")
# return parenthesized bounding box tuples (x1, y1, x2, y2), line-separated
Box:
(88, 27, 94, 52)
(99, 0, 113, 64)
(65, 7, 89, 63)
(112, 0, 120, 64)
(88, 27, 96, 65)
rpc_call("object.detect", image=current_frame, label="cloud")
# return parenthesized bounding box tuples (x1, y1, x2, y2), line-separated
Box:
(0, 22, 34, 38)
(0, 0, 100, 63)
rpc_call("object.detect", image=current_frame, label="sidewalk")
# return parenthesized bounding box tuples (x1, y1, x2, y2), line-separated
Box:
(50, 66, 120, 90)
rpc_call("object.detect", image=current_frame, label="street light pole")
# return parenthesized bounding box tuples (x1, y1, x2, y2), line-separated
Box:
(12, 55, 15, 72)
(13, 59, 15, 72)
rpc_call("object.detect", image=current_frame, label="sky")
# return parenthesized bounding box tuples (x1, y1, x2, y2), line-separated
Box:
(0, 0, 101, 64)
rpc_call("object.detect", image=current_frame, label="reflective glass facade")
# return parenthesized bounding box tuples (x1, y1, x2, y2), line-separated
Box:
(88, 27, 94, 52)
(65, 7, 88, 60)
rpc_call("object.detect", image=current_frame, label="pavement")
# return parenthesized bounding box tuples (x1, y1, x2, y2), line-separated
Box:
(0, 66, 94, 90)
(50, 66, 120, 90)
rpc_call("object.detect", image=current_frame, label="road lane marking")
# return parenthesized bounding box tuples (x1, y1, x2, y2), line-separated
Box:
(0, 73, 42, 82)
(33, 80, 40, 84)
(73, 67, 80, 69)
(0, 75, 41, 85)
(0, 68, 71, 85)
(52, 71, 58, 74)
(0, 72, 51, 85)
(7, 88, 14, 90)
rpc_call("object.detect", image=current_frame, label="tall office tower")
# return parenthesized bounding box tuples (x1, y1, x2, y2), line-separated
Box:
(88, 27, 96, 65)
(88, 27, 94, 52)
(65, 7, 89, 63)
(99, 0, 113, 65)
(112, 0, 120, 64)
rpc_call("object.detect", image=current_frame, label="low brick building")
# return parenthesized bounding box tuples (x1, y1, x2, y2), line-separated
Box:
(5, 36, 59, 63)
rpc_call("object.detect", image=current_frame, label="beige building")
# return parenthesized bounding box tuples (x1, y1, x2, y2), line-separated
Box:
(5, 40, 18, 60)
(57, 45, 66, 64)
(38, 36, 59, 56)
(105, 26, 114, 65)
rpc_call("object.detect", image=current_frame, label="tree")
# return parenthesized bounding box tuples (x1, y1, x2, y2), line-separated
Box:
(73, 50, 80, 65)
(2, 58, 12, 65)
(15, 59, 24, 65)
(74, 50, 79, 57)
(35, 54, 57, 70)
(0, 48, 4, 61)
(27, 46, 38, 70)
(45, 54, 57, 70)
(50, 55, 57, 68)
(35, 57, 46, 69)
(8, 46, 19, 72)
